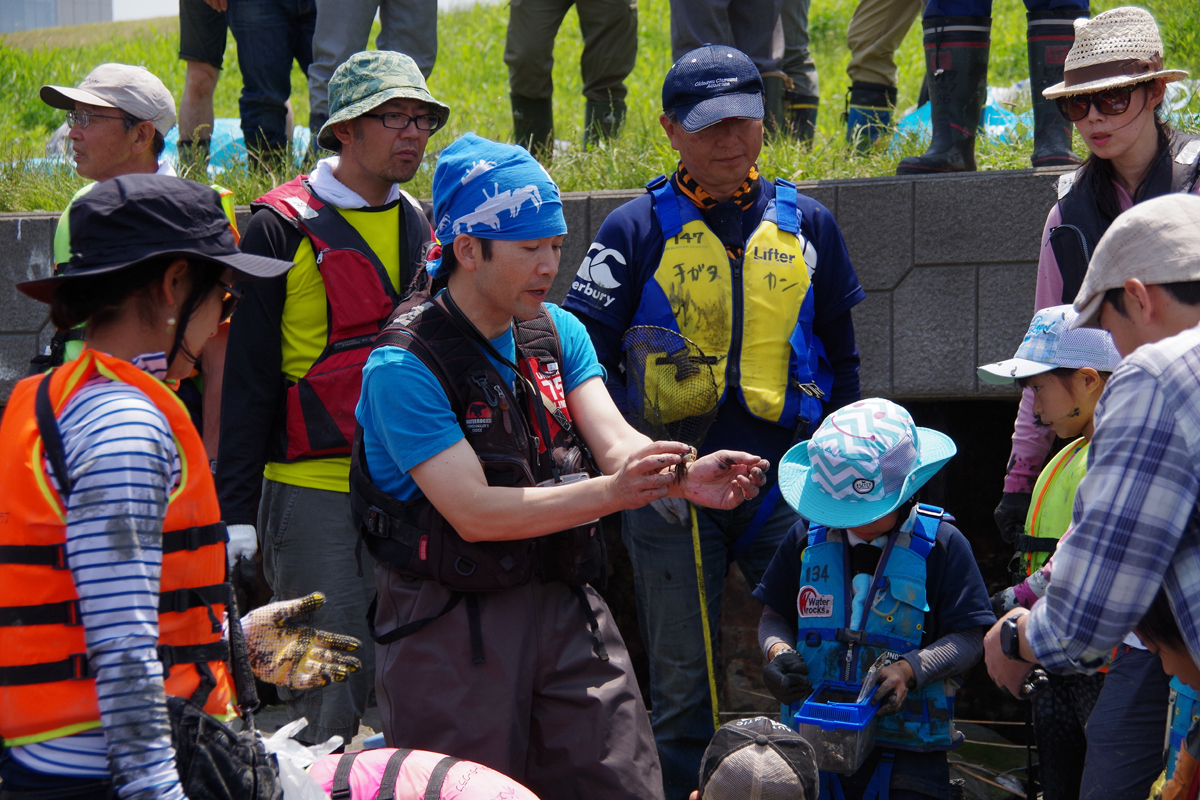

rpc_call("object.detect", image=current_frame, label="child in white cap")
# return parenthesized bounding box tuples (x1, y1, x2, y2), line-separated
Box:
(979, 303, 1121, 800)
(753, 398, 993, 798)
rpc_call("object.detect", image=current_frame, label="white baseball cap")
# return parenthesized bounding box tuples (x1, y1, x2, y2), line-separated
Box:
(979, 304, 1121, 383)
(41, 63, 177, 136)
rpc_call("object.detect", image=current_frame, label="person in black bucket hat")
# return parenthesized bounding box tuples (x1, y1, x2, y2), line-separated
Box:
(1, 172, 366, 800)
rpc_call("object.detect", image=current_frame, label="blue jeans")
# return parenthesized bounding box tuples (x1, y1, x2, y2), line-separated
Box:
(1080, 646, 1172, 800)
(622, 492, 798, 800)
(308, 0, 439, 124)
(226, 0, 316, 151)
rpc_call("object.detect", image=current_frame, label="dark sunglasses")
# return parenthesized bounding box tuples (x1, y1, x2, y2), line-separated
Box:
(217, 281, 243, 322)
(1055, 85, 1138, 123)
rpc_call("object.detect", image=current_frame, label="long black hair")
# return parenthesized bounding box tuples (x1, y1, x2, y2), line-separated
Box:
(1074, 78, 1173, 224)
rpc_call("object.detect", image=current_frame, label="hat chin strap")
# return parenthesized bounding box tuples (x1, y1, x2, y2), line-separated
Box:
(166, 284, 205, 374)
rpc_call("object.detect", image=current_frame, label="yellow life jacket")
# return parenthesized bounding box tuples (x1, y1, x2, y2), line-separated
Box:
(1021, 436, 1089, 574)
(631, 177, 830, 437)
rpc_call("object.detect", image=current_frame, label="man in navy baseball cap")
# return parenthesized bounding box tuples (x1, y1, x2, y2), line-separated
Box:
(563, 41, 866, 800)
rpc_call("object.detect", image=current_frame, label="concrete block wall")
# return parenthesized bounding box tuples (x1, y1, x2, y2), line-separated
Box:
(0, 168, 1067, 406)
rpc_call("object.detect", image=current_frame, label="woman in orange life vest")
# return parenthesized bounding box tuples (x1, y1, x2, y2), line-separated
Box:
(0, 174, 362, 800)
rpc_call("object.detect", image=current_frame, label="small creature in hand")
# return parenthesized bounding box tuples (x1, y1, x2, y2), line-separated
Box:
(675, 446, 697, 483)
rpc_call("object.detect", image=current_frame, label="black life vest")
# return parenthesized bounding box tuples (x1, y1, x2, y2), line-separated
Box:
(1050, 131, 1200, 304)
(350, 300, 604, 593)
(255, 178, 429, 463)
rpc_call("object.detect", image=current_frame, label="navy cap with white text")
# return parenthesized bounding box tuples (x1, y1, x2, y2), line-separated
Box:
(662, 45, 764, 133)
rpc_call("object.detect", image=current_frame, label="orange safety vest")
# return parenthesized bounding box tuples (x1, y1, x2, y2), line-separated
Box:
(0, 349, 236, 747)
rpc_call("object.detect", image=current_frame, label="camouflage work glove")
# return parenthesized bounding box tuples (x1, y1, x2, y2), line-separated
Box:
(240, 593, 362, 690)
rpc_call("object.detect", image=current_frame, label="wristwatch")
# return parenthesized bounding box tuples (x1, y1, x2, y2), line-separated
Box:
(1000, 615, 1029, 663)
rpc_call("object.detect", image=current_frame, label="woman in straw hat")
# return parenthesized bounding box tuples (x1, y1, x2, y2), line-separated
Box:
(997, 6, 1197, 607)
(0, 174, 361, 800)
(990, 8, 1198, 800)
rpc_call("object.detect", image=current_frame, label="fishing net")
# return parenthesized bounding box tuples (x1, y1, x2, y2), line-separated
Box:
(622, 325, 719, 449)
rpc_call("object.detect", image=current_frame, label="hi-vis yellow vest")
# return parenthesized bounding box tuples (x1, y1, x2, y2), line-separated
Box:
(1022, 436, 1089, 574)
(631, 177, 831, 436)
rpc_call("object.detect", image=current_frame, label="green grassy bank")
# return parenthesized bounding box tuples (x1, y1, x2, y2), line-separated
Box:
(1, 0, 1197, 212)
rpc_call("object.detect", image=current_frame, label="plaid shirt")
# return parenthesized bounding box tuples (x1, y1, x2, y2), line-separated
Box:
(1028, 324, 1200, 673)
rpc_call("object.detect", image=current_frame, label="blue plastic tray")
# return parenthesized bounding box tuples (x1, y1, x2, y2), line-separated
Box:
(794, 680, 879, 732)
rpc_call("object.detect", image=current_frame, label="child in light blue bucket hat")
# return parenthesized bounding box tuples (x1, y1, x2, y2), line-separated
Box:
(752, 398, 994, 796)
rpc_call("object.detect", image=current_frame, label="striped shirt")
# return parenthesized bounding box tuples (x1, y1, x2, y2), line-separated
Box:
(1028, 325, 1200, 674)
(11, 353, 186, 800)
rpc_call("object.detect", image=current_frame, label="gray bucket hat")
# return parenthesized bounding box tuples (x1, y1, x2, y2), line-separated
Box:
(317, 50, 450, 151)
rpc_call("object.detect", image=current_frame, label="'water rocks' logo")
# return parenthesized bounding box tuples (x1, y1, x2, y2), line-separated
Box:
(797, 585, 834, 618)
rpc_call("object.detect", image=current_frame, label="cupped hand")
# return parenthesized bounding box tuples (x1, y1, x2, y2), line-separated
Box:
(240, 592, 362, 689)
(679, 450, 769, 509)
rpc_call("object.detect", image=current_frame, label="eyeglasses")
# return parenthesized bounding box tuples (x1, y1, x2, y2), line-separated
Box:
(217, 281, 243, 322)
(65, 109, 128, 129)
(1055, 85, 1138, 123)
(359, 112, 443, 132)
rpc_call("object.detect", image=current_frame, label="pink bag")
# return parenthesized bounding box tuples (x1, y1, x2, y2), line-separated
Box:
(308, 748, 541, 800)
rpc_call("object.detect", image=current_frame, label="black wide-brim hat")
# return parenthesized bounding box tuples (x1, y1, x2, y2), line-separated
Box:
(18, 173, 293, 304)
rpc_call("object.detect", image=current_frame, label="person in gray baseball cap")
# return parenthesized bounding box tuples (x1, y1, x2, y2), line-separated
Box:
(984, 194, 1200, 800)
(215, 49, 449, 747)
(41, 63, 177, 183)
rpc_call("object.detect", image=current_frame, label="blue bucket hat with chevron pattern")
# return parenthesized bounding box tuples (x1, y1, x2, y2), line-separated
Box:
(779, 398, 956, 528)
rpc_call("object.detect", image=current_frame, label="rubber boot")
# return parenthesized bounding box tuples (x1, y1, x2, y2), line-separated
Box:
(583, 98, 626, 149)
(763, 74, 787, 136)
(896, 16, 991, 175)
(845, 82, 897, 151)
(1028, 9, 1084, 167)
(309, 112, 328, 154)
(785, 92, 819, 143)
(511, 94, 554, 161)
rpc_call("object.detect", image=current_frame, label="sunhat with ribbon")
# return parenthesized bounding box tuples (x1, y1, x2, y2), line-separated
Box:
(779, 398, 956, 529)
(1042, 7, 1188, 100)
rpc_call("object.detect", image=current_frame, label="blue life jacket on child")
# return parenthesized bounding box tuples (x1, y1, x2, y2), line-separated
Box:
(794, 504, 962, 753)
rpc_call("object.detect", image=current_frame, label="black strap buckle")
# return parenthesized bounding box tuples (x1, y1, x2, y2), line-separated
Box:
(69, 653, 92, 680)
(163, 588, 191, 615)
(836, 629, 869, 645)
(183, 526, 205, 551)
(367, 507, 389, 537)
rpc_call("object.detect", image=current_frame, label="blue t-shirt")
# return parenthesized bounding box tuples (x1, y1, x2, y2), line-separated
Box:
(562, 177, 866, 474)
(752, 517, 996, 649)
(356, 301, 605, 501)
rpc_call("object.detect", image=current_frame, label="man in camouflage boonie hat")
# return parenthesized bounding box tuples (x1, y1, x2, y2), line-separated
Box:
(317, 49, 450, 151)
(216, 47, 447, 748)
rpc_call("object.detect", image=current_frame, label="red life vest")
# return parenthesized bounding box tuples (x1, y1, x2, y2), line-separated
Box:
(0, 350, 236, 746)
(255, 178, 413, 462)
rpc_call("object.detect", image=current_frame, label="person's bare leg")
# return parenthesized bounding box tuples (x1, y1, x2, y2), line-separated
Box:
(180, 59, 220, 146)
